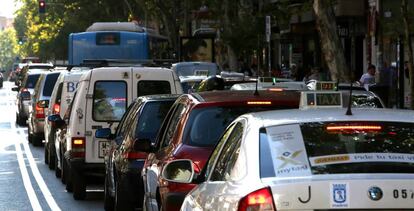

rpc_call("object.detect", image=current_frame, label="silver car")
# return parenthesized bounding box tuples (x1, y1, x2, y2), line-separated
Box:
(28, 71, 61, 146)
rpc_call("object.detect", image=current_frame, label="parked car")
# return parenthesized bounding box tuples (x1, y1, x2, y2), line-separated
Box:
(141, 90, 301, 211)
(28, 71, 61, 146)
(62, 66, 182, 200)
(96, 94, 179, 210)
(44, 68, 88, 172)
(175, 106, 414, 210)
(12, 70, 44, 125)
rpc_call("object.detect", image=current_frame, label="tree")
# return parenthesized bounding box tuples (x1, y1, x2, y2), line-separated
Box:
(0, 28, 20, 71)
(313, 0, 350, 82)
(401, 0, 414, 109)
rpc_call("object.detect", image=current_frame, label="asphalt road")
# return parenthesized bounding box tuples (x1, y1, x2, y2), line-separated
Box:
(0, 81, 103, 211)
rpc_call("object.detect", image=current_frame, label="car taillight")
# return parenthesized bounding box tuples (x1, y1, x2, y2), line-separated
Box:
(238, 187, 276, 211)
(72, 137, 85, 158)
(35, 103, 45, 119)
(53, 103, 60, 115)
(125, 151, 147, 160)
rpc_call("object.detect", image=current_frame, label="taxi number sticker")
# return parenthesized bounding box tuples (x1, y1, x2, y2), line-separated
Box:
(99, 141, 109, 158)
(393, 189, 414, 199)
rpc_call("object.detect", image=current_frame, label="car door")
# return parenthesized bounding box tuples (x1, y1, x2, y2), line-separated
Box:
(187, 122, 245, 210)
(85, 68, 133, 163)
(143, 102, 187, 210)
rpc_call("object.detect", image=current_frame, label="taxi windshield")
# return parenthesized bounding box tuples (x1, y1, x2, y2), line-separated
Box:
(260, 121, 414, 178)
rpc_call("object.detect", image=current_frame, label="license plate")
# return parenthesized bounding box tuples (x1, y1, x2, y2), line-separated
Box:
(98, 141, 109, 158)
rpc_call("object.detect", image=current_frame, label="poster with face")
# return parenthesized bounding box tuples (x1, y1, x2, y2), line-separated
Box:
(180, 37, 214, 62)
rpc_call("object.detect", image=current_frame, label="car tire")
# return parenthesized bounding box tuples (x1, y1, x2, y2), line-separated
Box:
(32, 135, 42, 147)
(16, 113, 24, 126)
(44, 144, 49, 164)
(72, 170, 86, 200)
(48, 144, 56, 170)
(55, 155, 61, 178)
(104, 174, 115, 211)
(64, 158, 72, 192)
(114, 174, 133, 211)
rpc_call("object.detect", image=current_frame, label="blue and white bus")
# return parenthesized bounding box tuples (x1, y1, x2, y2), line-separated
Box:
(68, 22, 170, 65)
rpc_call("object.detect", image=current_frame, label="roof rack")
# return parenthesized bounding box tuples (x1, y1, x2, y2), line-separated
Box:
(80, 59, 175, 68)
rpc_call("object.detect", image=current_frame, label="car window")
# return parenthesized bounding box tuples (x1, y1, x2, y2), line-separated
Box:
(24, 74, 41, 89)
(209, 122, 244, 181)
(93, 81, 127, 121)
(204, 123, 236, 181)
(43, 73, 60, 96)
(137, 80, 171, 97)
(161, 103, 186, 148)
(260, 121, 414, 179)
(115, 101, 141, 141)
(55, 82, 63, 104)
(132, 100, 175, 144)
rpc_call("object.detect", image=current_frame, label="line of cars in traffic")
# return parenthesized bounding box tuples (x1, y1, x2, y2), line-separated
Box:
(12, 61, 414, 210)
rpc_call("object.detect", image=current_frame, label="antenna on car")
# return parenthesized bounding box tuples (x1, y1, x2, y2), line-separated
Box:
(254, 75, 259, 96)
(345, 81, 353, 116)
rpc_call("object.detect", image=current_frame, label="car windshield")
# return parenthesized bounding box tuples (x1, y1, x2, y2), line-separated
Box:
(176, 64, 218, 77)
(185, 105, 293, 147)
(260, 121, 414, 178)
(24, 74, 41, 89)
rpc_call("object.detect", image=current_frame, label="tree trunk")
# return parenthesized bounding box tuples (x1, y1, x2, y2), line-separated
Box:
(223, 0, 238, 70)
(402, 0, 414, 109)
(313, 0, 350, 82)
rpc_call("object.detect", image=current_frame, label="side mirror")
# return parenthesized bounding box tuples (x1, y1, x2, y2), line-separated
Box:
(95, 128, 113, 139)
(133, 138, 151, 152)
(161, 159, 194, 184)
(11, 87, 19, 92)
(47, 114, 65, 128)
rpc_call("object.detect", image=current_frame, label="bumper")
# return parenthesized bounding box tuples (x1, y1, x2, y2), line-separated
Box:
(65, 152, 105, 177)
(33, 119, 45, 134)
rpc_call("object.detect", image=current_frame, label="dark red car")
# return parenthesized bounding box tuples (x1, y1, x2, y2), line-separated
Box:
(141, 90, 300, 211)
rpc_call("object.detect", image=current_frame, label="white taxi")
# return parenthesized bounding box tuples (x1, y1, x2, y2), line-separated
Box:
(162, 91, 414, 211)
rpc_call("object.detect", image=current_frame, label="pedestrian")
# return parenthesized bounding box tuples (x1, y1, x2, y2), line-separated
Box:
(359, 64, 376, 86)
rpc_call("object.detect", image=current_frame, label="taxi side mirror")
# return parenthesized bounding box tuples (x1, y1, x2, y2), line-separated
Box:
(95, 128, 113, 139)
(161, 159, 194, 184)
(133, 138, 151, 152)
(11, 87, 19, 92)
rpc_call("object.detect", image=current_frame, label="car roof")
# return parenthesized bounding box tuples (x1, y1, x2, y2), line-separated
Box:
(246, 108, 414, 128)
(133, 94, 181, 103)
(191, 90, 300, 105)
(172, 62, 218, 67)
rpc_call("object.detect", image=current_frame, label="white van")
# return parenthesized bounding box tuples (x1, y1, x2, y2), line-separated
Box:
(44, 68, 89, 172)
(64, 66, 182, 200)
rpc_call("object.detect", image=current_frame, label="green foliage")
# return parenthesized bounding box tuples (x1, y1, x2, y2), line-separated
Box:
(0, 28, 20, 70)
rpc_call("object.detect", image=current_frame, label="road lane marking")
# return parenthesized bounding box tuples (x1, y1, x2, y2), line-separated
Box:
(15, 139, 42, 211)
(12, 122, 62, 211)
(17, 129, 62, 211)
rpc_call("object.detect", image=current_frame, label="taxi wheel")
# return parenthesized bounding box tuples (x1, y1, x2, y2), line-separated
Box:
(60, 151, 66, 183)
(104, 174, 115, 211)
(32, 137, 42, 147)
(16, 113, 24, 126)
(72, 171, 86, 200)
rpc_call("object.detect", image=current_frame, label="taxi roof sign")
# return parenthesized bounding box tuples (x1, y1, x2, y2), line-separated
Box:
(316, 81, 337, 91)
(300, 91, 343, 109)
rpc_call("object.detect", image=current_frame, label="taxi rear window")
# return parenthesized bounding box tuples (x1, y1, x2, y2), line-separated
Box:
(93, 81, 127, 121)
(260, 121, 414, 178)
